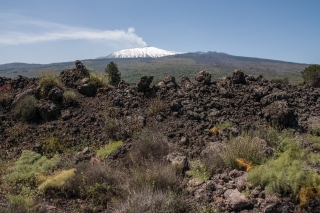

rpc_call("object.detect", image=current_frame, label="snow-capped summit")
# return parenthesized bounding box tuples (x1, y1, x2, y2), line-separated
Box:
(101, 46, 183, 59)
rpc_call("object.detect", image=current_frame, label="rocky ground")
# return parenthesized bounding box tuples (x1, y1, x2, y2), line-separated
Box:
(0, 61, 320, 212)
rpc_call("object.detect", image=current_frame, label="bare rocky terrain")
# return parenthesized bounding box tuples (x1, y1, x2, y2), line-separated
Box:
(0, 61, 319, 213)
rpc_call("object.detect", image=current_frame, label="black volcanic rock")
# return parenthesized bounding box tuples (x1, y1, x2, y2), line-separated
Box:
(137, 76, 153, 92)
(195, 70, 211, 85)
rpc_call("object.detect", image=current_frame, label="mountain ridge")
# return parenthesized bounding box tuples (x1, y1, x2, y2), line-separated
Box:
(99, 46, 184, 59)
(0, 51, 308, 84)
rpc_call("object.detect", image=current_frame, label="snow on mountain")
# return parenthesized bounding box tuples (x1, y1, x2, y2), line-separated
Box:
(100, 46, 184, 59)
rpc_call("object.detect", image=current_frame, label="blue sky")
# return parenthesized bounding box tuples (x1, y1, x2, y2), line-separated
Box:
(0, 0, 319, 64)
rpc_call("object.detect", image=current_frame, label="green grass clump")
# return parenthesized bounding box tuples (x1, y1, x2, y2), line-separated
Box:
(89, 73, 108, 88)
(38, 169, 76, 192)
(13, 95, 38, 121)
(313, 126, 320, 137)
(221, 134, 265, 169)
(3, 150, 58, 185)
(96, 140, 123, 158)
(62, 90, 76, 105)
(187, 161, 211, 181)
(307, 134, 320, 150)
(39, 70, 63, 96)
(247, 137, 320, 203)
(217, 121, 232, 128)
(6, 186, 34, 208)
(209, 121, 232, 137)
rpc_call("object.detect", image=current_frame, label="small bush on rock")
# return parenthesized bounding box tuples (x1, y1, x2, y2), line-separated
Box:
(39, 71, 63, 96)
(89, 73, 108, 88)
(13, 95, 37, 121)
(62, 90, 76, 105)
(186, 161, 211, 181)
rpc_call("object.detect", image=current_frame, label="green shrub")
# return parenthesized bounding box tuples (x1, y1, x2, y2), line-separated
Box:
(3, 150, 58, 185)
(89, 73, 108, 88)
(313, 126, 320, 137)
(307, 134, 320, 150)
(39, 136, 64, 156)
(96, 140, 123, 158)
(253, 126, 282, 148)
(39, 71, 63, 96)
(6, 187, 34, 208)
(13, 95, 37, 121)
(62, 90, 76, 105)
(186, 161, 211, 181)
(301, 64, 320, 84)
(221, 134, 265, 169)
(247, 137, 320, 204)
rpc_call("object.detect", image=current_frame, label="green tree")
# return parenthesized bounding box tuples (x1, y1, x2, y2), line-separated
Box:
(301, 64, 320, 83)
(105, 62, 121, 86)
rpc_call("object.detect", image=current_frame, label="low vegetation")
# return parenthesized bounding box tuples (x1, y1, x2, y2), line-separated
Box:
(62, 90, 76, 105)
(247, 134, 320, 206)
(301, 64, 320, 84)
(38, 70, 63, 96)
(3, 150, 58, 185)
(37, 168, 76, 192)
(221, 134, 265, 169)
(96, 140, 123, 158)
(13, 95, 38, 121)
(270, 76, 289, 84)
(0, 84, 13, 108)
(89, 72, 108, 88)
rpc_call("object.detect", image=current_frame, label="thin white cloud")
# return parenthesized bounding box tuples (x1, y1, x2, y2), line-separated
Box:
(0, 14, 147, 47)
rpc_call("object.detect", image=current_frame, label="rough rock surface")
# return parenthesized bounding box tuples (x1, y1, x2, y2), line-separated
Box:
(195, 70, 211, 85)
(78, 78, 97, 97)
(60, 60, 90, 88)
(137, 75, 153, 91)
(1, 62, 320, 212)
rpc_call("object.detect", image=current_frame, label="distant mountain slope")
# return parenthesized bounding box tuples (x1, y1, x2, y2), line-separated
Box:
(0, 52, 307, 84)
(99, 46, 184, 58)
